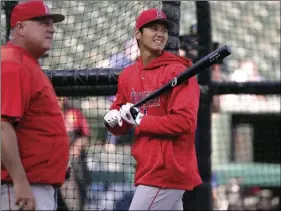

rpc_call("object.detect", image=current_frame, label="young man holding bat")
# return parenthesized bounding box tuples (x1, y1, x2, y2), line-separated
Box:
(1, 1, 69, 210)
(104, 8, 202, 210)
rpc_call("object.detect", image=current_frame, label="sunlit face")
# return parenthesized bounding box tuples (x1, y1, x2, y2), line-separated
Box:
(136, 22, 168, 54)
(17, 17, 55, 55)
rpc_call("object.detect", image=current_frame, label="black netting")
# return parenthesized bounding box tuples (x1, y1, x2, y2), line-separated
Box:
(40, 1, 162, 71)
(208, 2, 280, 210)
(1, 1, 280, 211)
(0, 9, 6, 45)
(180, 2, 280, 210)
(45, 2, 163, 210)
(210, 1, 280, 81)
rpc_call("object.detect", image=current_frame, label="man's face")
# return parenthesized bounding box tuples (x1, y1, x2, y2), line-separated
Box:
(136, 22, 168, 53)
(18, 17, 55, 54)
(57, 96, 66, 109)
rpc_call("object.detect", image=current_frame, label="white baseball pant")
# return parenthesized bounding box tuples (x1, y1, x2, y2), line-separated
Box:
(129, 185, 185, 210)
(1, 184, 57, 210)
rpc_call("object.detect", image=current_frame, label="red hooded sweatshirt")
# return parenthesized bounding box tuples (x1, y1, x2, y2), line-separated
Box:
(108, 51, 202, 190)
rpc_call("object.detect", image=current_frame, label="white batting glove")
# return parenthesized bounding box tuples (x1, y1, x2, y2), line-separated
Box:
(120, 103, 144, 126)
(104, 109, 122, 128)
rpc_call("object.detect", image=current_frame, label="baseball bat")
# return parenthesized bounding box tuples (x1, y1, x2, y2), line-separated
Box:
(133, 45, 231, 108)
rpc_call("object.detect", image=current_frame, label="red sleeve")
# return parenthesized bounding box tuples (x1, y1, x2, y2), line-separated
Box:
(136, 69, 200, 136)
(1, 63, 29, 123)
(106, 72, 132, 136)
(78, 110, 90, 137)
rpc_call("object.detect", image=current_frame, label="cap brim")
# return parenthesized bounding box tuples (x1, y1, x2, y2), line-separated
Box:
(30, 14, 65, 23)
(49, 14, 65, 23)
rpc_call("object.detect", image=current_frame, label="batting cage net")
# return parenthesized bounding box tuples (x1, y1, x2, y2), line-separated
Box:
(207, 2, 280, 210)
(42, 1, 164, 210)
(1, 1, 280, 210)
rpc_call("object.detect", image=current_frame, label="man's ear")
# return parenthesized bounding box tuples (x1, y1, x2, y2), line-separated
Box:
(16, 22, 26, 36)
(135, 29, 141, 40)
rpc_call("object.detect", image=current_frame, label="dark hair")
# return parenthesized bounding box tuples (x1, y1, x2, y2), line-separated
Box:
(136, 28, 144, 47)
(141, 20, 168, 30)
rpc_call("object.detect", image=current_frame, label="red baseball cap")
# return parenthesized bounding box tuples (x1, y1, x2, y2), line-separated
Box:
(10, 0, 65, 28)
(136, 8, 173, 30)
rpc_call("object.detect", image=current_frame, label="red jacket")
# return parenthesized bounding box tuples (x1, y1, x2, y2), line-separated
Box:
(1, 42, 69, 186)
(108, 51, 202, 190)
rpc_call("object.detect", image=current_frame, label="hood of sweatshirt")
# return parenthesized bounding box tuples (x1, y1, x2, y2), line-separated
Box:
(136, 51, 193, 70)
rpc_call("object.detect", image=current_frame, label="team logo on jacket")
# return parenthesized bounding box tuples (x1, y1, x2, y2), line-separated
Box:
(130, 89, 160, 109)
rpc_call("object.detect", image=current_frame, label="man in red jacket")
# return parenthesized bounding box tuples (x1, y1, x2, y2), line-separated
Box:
(57, 97, 91, 210)
(1, 1, 69, 210)
(104, 8, 202, 210)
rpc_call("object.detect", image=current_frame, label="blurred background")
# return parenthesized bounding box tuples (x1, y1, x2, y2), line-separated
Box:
(1, 1, 280, 210)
